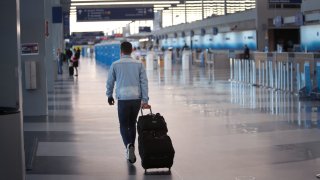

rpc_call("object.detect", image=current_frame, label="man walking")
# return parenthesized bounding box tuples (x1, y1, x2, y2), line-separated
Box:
(106, 42, 150, 164)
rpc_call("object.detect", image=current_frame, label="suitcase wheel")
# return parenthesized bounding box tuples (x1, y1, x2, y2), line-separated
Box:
(144, 168, 171, 175)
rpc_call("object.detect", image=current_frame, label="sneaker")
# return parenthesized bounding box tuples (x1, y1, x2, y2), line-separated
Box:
(126, 143, 136, 164)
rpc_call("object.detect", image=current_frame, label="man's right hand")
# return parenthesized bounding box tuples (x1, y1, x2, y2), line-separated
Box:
(108, 97, 115, 105)
(141, 103, 151, 109)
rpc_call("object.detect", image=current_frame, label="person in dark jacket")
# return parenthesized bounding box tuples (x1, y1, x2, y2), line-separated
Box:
(73, 48, 81, 76)
(243, 44, 250, 60)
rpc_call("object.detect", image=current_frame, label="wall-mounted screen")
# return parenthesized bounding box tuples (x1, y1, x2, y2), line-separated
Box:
(172, 38, 178, 48)
(211, 30, 257, 50)
(161, 39, 168, 48)
(160, 30, 257, 50)
(178, 37, 186, 47)
(192, 35, 202, 49)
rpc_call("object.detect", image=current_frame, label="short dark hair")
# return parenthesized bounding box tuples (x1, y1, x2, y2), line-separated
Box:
(121, 42, 132, 55)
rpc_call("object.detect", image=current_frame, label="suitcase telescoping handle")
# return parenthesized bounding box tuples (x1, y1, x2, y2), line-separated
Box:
(140, 107, 153, 115)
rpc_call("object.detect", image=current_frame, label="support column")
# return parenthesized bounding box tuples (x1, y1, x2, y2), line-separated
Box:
(45, 0, 64, 94)
(21, 0, 48, 116)
(201, 0, 204, 20)
(224, 0, 227, 15)
(171, 7, 174, 26)
(0, 0, 26, 179)
(255, 0, 268, 51)
(185, 2, 187, 23)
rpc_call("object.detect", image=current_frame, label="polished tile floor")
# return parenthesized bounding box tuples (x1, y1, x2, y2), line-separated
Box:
(25, 57, 320, 180)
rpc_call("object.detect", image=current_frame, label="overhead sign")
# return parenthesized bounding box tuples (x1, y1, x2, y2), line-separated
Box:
(269, 0, 302, 3)
(52, 6, 62, 23)
(63, 12, 70, 39)
(139, 26, 151, 33)
(77, 7, 154, 22)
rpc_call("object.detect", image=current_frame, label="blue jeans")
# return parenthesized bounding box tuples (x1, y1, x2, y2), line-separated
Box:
(57, 60, 63, 74)
(117, 99, 141, 147)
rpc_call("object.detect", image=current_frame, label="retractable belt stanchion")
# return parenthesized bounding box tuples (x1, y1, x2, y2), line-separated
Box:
(305, 62, 312, 96)
(258, 60, 261, 86)
(279, 61, 282, 90)
(235, 59, 238, 81)
(246, 60, 249, 83)
(164, 51, 172, 70)
(283, 62, 287, 91)
(239, 59, 242, 82)
(297, 63, 301, 91)
(318, 107, 320, 129)
(317, 62, 320, 92)
(274, 61, 278, 90)
(265, 58, 270, 87)
(284, 61, 287, 91)
(146, 52, 154, 70)
(230, 58, 233, 81)
(262, 62, 265, 87)
(269, 59, 273, 88)
(286, 61, 290, 91)
(182, 50, 191, 70)
(252, 60, 257, 86)
(234, 59, 238, 81)
(236, 59, 239, 81)
(290, 62, 294, 92)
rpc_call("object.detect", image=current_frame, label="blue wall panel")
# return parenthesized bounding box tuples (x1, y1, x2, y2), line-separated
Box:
(301, 25, 320, 52)
(95, 43, 120, 66)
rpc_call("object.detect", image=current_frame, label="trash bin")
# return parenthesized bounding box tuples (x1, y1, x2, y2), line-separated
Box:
(0, 106, 24, 180)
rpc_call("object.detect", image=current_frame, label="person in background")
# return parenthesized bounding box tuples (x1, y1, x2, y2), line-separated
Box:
(66, 48, 73, 62)
(243, 44, 250, 60)
(106, 41, 151, 164)
(56, 48, 63, 74)
(73, 48, 81, 76)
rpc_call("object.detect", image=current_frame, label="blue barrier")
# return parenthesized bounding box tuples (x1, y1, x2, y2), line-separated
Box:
(317, 62, 320, 92)
(305, 62, 312, 95)
(95, 43, 120, 66)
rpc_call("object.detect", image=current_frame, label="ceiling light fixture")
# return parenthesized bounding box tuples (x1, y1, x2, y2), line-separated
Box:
(71, 1, 180, 6)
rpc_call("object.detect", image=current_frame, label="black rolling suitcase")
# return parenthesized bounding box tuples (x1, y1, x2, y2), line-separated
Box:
(69, 66, 74, 76)
(137, 109, 175, 174)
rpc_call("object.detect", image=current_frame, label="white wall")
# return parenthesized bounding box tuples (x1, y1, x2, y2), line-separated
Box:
(302, 0, 320, 12)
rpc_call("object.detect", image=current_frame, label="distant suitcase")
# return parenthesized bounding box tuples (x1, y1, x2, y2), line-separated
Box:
(69, 66, 74, 76)
(137, 109, 175, 174)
